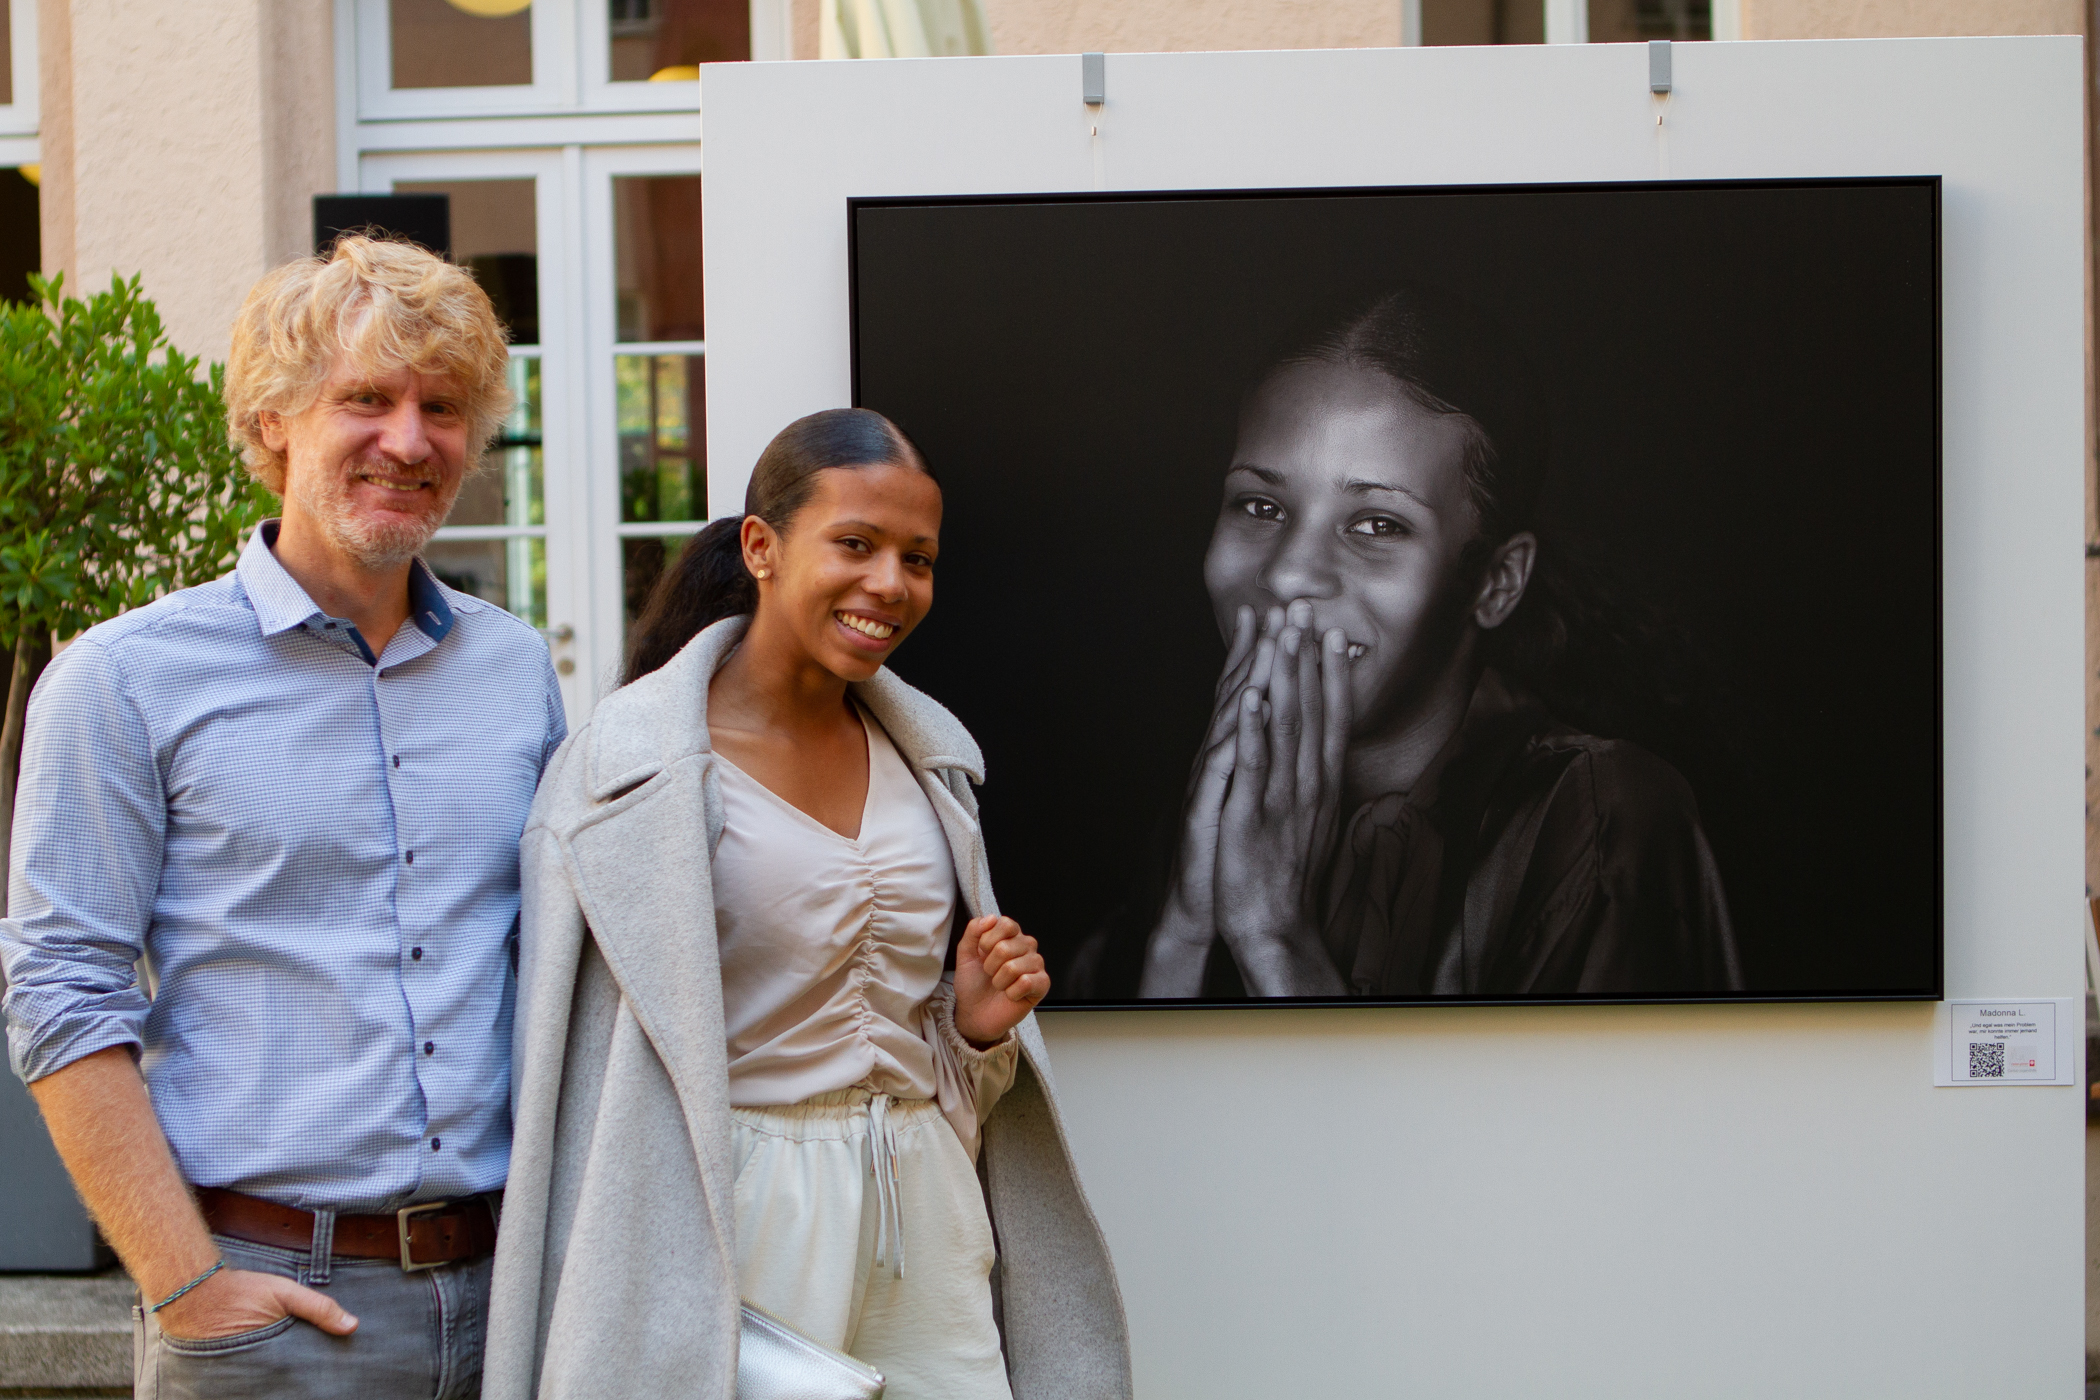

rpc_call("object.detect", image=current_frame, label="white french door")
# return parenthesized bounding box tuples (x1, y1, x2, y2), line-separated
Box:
(361, 147, 593, 718)
(359, 141, 710, 722)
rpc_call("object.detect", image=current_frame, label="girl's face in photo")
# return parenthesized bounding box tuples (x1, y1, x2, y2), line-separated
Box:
(1203, 361, 1484, 730)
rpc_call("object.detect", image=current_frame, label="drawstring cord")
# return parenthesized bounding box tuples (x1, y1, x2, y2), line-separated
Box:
(869, 1092, 905, 1279)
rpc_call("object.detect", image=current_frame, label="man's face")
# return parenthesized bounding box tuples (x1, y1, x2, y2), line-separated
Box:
(263, 358, 472, 570)
(1203, 360, 1482, 732)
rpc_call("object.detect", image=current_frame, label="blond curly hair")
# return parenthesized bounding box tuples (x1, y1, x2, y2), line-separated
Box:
(225, 236, 514, 493)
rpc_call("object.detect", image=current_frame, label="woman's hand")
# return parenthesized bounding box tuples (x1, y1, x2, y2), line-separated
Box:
(1140, 604, 1271, 996)
(954, 914, 1048, 1046)
(1212, 602, 1353, 996)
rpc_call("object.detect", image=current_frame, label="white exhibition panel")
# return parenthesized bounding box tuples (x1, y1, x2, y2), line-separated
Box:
(700, 38, 2085, 1398)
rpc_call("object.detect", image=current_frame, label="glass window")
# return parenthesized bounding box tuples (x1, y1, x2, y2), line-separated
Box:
(608, 0, 749, 83)
(394, 178, 539, 345)
(391, 0, 533, 89)
(618, 353, 704, 523)
(428, 356, 548, 625)
(613, 174, 705, 342)
(428, 534, 550, 625)
(0, 167, 37, 303)
(1421, 0, 1543, 44)
(622, 533, 697, 632)
(611, 172, 707, 647)
(1587, 0, 1709, 40)
(411, 176, 548, 629)
(0, 1, 15, 107)
(451, 356, 544, 530)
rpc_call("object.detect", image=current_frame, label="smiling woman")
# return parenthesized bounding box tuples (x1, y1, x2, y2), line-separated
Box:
(484, 407, 1131, 1396)
(1138, 289, 1743, 1000)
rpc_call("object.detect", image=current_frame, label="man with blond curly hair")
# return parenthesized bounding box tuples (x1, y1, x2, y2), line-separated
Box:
(0, 236, 565, 1399)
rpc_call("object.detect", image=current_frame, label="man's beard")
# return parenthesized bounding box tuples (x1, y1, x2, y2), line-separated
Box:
(290, 457, 457, 570)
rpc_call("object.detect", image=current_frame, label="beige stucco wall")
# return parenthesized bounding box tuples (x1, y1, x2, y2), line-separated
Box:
(1742, 0, 2084, 37)
(984, 0, 1402, 53)
(790, 0, 1404, 57)
(38, 0, 334, 364)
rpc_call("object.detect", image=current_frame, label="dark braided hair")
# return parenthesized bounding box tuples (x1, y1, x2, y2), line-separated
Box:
(622, 408, 934, 683)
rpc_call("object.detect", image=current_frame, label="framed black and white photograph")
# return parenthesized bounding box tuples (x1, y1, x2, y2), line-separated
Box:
(849, 178, 1941, 1007)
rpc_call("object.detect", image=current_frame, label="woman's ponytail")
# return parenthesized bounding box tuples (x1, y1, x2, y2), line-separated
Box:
(622, 518, 753, 683)
(620, 407, 934, 684)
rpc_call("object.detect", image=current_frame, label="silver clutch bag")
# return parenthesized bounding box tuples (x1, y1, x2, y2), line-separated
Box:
(738, 1301, 885, 1400)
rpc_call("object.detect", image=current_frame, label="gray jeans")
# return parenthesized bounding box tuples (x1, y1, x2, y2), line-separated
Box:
(132, 1232, 490, 1400)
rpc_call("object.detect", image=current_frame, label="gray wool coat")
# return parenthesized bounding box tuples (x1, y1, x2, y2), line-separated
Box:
(481, 616, 1133, 1400)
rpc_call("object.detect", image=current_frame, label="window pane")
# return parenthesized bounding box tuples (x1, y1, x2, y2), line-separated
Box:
(618, 353, 706, 523)
(391, 0, 532, 89)
(624, 533, 698, 635)
(427, 535, 547, 627)
(613, 176, 704, 342)
(1587, 0, 1708, 40)
(609, 0, 749, 82)
(393, 179, 539, 345)
(1421, 0, 1542, 44)
(0, 167, 37, 305)
(449, 357, 543, 527)
(0, 1, 15, 107)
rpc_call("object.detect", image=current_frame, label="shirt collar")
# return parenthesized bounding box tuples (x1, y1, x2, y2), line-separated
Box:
(237, 519, 455, 645)
(406, 556, 455, 643)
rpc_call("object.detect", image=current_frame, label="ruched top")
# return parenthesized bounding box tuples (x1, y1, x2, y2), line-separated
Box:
(711, 706, 1016, 1126)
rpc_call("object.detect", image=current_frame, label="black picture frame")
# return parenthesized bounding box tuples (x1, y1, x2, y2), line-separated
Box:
(848, 178, 1943, 1009)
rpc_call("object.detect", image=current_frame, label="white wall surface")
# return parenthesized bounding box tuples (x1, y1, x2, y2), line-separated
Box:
(699, 38, 2087, 1396)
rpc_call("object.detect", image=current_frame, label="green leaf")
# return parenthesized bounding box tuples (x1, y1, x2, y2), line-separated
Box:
(0, 274, 268, 647)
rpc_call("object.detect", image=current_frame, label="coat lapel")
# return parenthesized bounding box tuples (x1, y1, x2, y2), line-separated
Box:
(556, 614, 1055, 1149)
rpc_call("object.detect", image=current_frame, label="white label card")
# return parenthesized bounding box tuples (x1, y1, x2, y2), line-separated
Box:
(1936, 999, 2076, 1086)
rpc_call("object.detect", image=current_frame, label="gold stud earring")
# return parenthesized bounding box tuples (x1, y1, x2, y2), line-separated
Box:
(755, 568, 769, 580)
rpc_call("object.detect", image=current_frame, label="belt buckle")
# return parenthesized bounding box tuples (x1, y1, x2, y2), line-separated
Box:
(396, 1200, 448, 1273)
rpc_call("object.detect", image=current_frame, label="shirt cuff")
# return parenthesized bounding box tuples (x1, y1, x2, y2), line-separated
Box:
(929, 981, 1019, 1065)
(7, 1006, 146, 1085)
(924, 981, 1021, 1162)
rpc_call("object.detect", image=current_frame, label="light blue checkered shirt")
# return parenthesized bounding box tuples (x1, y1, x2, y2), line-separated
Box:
(0, 522, 565, 1211)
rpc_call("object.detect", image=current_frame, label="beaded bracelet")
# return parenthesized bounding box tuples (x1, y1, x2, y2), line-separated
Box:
(148, 1259, 224, 1314)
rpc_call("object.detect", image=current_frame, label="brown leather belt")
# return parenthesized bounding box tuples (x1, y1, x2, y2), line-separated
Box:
(196, 1187, 498, 1273)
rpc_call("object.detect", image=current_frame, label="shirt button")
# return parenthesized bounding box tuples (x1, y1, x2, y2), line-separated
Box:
(392, 755, 401, 768)
(424, 1041, 435, 1056)
(404, 851, 414, 865)
(411, 947, 424, 961)
(430, 1138, 441, 1152)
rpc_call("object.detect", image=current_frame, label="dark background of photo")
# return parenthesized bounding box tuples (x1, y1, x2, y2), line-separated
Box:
(850, 180, 1940, 1005)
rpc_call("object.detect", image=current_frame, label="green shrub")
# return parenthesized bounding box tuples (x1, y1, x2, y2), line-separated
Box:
(0, 273, 273, 880)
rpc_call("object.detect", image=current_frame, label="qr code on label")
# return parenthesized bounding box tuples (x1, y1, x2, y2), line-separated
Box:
(1968, 1041, 2006, 1078)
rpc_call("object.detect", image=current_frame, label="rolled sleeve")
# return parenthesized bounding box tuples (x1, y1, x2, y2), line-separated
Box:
(1, 640, 164, 1083)
(924, 978, 1020, 1161)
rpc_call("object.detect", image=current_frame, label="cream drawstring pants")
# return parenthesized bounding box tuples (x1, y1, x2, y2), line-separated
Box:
(730, 1089, 1014, 1400)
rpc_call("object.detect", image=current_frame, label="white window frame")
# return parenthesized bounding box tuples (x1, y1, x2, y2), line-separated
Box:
(359, 147, 593, 715)
(339, 1, 774, 707)
(0, 0, 39, 164)
(351, 0, 781, 124)
(354, 0, 580, 120)
(1405, 0, 1739, 46)
(579, 0, 699, 112)
(579, 0, 791, 108)
(0, 1, 36, 134)
(580, 142, 707, 700)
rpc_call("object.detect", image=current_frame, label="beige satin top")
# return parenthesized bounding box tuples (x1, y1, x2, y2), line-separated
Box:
(711, 707, 1017, 1124)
